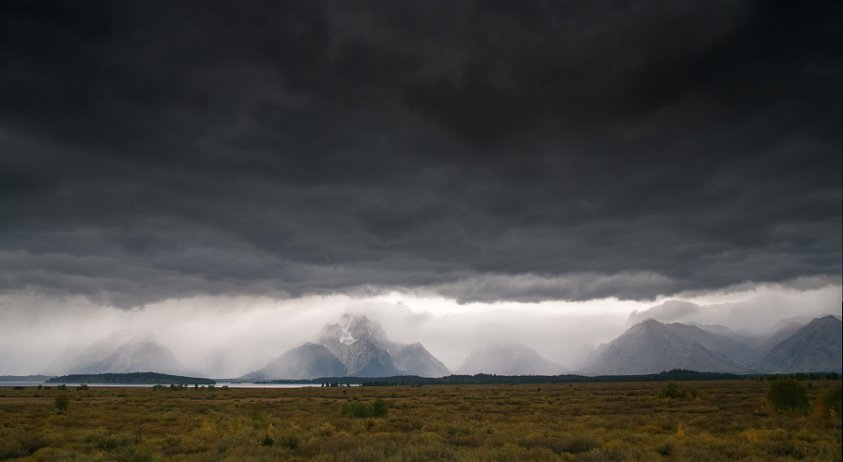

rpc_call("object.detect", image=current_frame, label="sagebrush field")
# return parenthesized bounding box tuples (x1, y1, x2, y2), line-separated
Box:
(1, 380, 840, 461)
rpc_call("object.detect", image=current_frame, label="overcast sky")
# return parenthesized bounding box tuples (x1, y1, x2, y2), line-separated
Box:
(1, 1, 840, 376)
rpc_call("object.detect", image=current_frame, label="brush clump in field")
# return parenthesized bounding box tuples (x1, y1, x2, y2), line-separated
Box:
(768, 379, 810, 412)
(54, 394, 69, 413)
(259, 433, 273, 446)
(816, 383, 842, 418)
(660, 380, 698, 399)
(341, 398, 388, 418)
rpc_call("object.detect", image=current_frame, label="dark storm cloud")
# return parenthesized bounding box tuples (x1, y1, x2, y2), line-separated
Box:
(0, 0, 840, 306)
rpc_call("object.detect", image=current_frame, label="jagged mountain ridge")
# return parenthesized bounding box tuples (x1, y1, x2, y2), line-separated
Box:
(319, 314, 450, 377)
(318, 315, 401, 376)
(243, 314, 450, 380)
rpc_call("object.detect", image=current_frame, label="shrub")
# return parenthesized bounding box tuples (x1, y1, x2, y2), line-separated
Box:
(54, 394, 70, 413)
(372, 398, 388, 417)
(768, 379, 810, 412)
(816, 384, 842, 418)
(278, 434, 299, 450)
(655, 441, 673, 456)
(341, 402, 370, 418)
(84, 431, 138, 450)
(559, 436, 599, 454)
(341, 399, 388, 418)
(661, 381, 698, 399)
(522, 435, 600, 454)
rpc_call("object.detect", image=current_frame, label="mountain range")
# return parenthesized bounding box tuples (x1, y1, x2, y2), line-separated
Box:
(584, 315, 842, 375)
(44, 313, 841, 379)
(242, 314, 450, 380)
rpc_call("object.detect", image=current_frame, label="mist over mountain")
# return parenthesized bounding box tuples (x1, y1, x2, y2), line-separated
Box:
(760, 316, 842, 373)
(685, 322, 738, 338)
(623, 297, 839, 336)
(627, 300, 703, 326)
(458, 344, 564, 376)
(38, 310, 841, 380)
(758, 319, 806, 351)
(319, 315, 400, 377)
(244, 314, 450, 380)
(46, 334, 182, 375)
(583, 319, 749, 375)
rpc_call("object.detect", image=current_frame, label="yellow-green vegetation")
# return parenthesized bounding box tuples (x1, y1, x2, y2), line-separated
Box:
(0, 380, 840, 461)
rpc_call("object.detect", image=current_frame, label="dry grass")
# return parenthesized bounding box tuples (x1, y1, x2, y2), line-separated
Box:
(0, 380, 840, 461)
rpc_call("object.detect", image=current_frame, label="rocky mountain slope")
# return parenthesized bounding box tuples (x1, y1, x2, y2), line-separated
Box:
(760, 315, 842, 373)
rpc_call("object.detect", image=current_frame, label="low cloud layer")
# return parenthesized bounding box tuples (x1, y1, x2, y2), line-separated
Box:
(1, 282, 839, 377)
(0, 1, 840, 306)
(627, 284, 842, 334)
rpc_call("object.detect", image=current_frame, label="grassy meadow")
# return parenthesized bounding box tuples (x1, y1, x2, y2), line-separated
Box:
(1, 380, 840, 461)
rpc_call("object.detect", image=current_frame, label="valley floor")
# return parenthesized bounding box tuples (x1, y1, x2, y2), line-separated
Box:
(0, 380, 840, 461)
